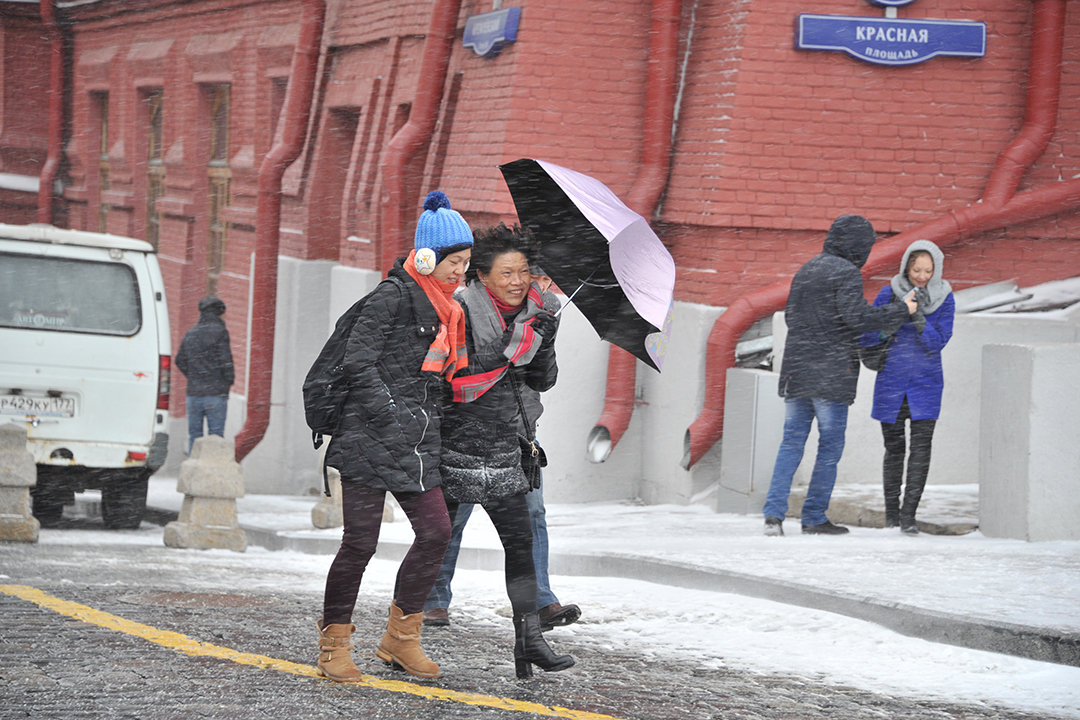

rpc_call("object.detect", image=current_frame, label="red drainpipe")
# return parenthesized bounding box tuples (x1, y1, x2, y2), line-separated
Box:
(378, 0, 463, 275)
(587, 0, 682, 463)
(234, 0, 326, 462)
(37, 0, 63, 224)
(683, 0, 1072, 469)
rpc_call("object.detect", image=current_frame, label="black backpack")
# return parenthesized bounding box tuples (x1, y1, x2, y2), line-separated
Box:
(303, 276, 404, 488)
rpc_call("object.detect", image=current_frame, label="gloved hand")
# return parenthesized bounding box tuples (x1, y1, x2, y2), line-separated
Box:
(910, 310, 927, 334)
(530, 311, 558, 344)
(914, 286, 931, 309)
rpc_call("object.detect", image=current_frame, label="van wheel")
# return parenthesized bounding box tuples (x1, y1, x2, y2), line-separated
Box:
(31, 486, 69, 528)
(101, 469, 150, 530)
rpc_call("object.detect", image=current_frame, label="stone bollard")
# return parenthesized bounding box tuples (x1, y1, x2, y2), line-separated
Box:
(164, 435, 247, 552)
(311, 465, 343, 529)
(0, 423, 39, 542)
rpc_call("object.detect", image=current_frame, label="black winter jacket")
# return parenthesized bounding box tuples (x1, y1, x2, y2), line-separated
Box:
(779, 215, 909, 404)
(439, 289, 558, 504)
(175, 311, 234, 397)
(324, 261, 449, 493)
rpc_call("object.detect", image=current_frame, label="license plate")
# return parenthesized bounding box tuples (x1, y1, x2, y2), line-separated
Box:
(0, 395, 75, 417)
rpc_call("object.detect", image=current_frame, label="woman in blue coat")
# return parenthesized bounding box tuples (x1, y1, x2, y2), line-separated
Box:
(861, 240, 954, 534)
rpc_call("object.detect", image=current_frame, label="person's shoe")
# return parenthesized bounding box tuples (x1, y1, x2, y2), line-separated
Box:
(901, 521, 920, 535)
(801, 520, 850, 535)
(764, 517, 784, 537)
(315, 620, 364, 683)
(376, 602, 441, 678)
(422, 608, 450, 627)
(538, 602, 581, 631)
(514, 611, 575, 678)
(884, 513, 900, 528)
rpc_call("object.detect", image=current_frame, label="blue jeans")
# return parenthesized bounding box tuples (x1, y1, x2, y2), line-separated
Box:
(425, 480, 558, 611)
(186, 395, 228, 454)
(762, 397, 848, 526)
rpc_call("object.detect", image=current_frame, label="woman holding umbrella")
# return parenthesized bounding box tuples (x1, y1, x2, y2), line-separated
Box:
(860, 240, 955, 534)
(442, 222, 575, 678)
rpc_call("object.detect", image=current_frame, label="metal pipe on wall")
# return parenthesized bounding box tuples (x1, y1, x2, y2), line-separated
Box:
(587, 0, 682, 463)
(378, 0, 463, 276)
(683, 0, 1072, 470)
(37, 0, 63, 225)
(233, 0, 326, 462)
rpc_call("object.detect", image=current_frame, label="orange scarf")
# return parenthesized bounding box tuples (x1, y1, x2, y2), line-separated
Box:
(404, 250, 468, 380)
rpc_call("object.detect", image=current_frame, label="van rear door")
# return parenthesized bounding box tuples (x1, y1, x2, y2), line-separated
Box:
(0, 242, 161, 467)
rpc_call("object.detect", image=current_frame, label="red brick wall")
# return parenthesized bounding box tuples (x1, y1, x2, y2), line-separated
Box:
(0, 10, 50, 221)
(2, 0, 1078, 402)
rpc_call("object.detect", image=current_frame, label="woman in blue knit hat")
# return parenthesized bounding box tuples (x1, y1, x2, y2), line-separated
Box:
(317, 191, 472, 682)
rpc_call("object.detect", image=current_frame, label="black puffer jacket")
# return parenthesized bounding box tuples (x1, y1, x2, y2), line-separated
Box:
(324, 261, 449, 493)
(779, 215, 909, 404)
(439, 289, 557, 504)
(175, 299, 234, 397)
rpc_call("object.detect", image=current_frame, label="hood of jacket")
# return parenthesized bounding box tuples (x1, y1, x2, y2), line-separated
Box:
(822, 214, 876, 269)
(890, 239, 953, 314)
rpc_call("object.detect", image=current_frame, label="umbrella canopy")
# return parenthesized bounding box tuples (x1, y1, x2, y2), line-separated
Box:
(498, 158, 675, 371)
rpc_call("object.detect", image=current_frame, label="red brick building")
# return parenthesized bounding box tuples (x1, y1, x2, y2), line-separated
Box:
(2, 0, 1077, 495)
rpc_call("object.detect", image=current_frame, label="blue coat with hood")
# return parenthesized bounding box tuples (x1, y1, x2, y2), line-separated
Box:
(860, 241, 955, 424)
(779, 215, 910, 405)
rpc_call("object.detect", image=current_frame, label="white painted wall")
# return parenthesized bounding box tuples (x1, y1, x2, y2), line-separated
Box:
(175, 256, 1080, 513)
(771, 308, 1080, 492)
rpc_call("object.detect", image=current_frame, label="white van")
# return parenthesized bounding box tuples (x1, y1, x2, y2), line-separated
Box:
(0, 224, 170, 528)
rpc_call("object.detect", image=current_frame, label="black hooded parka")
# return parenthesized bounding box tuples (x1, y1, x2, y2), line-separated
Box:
(324, 259, 449, 493)
(778, 215, 909, 405)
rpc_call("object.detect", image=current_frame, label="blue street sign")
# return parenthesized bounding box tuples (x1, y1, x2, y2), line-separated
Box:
(796, 14, 986, 66)
(463, 7, 521, 59)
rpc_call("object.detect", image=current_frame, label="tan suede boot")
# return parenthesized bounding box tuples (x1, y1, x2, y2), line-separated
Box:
(316, 620, 364, 682)
(375, 601, 441, 678)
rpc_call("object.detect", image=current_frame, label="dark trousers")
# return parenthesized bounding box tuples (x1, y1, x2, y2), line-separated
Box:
(322, 482, 451, 625)
(881, 397, 937, 523)
(447, 493, 537, 616)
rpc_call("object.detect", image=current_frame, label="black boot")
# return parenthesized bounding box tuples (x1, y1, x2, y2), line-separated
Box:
(513, 612, 575, 678)
(900, 418, 936, 534)
(882, 449, 904, 528)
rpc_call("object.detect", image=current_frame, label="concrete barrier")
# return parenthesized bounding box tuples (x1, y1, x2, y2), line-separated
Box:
(164, 435, 247, 552)
(980, 343, 1080, 541)
(0, 423, 38, 542)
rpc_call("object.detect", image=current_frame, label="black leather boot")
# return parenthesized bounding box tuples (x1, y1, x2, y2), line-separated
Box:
(513, 612, 575, 678)
(882, 450, 904, 528)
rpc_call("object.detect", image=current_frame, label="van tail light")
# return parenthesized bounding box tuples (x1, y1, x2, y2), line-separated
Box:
(158, 355, 171, 410)
(126, 451, 148, 462)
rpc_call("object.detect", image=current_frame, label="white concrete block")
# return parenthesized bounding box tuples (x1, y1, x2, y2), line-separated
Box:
(980, 343, 1080, 541)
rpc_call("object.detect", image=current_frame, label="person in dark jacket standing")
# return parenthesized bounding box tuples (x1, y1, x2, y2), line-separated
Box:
(441, 223, 575, 679)
(175, 295, 234, 454)
(316, 191, 471, 683)
(762, 215, 916, 536)
(860, 240, 955, 534)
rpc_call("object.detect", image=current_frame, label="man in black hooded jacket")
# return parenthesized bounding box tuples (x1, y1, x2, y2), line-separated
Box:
(762, 215, 915, 536)
(175, 296, 234, 454)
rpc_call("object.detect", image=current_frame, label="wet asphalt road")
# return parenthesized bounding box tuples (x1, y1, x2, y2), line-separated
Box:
(0, 522, 1065, 720)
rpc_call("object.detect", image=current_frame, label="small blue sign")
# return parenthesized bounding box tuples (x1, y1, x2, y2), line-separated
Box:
(463, 7, 521, 59)
(797, 14, 986, 66)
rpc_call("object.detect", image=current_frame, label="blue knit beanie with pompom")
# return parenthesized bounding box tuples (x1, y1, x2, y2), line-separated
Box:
(414, 191, 473, 263)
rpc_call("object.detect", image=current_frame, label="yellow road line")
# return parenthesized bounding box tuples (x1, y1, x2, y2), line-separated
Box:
(1, 584, 624, 720)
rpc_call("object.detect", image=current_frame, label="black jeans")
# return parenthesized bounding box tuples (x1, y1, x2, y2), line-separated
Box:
(322, 482, 451, 625)
(447, 493, 537, 616)
(881, 397, 937, 523)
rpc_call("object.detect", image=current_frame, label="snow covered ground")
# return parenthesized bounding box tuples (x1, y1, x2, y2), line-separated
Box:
(123, 480, 1080, 718)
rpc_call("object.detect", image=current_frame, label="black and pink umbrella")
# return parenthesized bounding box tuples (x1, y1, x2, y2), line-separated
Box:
(498, 158, 675, 371)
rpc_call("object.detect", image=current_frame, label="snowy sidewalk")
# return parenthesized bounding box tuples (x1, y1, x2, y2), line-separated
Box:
(145, 478, 1080, 668)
